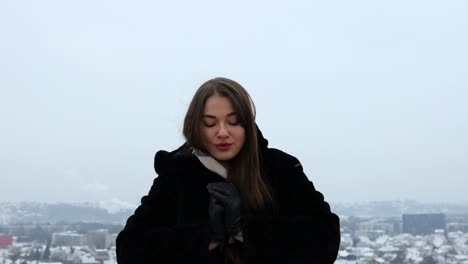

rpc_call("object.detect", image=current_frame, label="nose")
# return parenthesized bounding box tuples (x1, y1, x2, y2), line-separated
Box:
(217, 124, 229, 138)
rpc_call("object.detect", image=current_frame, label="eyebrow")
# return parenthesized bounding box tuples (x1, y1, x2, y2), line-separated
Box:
(203, 112, 238, 119)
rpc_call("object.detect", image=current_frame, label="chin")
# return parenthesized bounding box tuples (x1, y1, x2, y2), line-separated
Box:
(209, 149, 239, 161)
(213, 153, 236, 161)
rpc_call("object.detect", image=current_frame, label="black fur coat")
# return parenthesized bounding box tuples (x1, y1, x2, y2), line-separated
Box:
(116, 128, 340, 263)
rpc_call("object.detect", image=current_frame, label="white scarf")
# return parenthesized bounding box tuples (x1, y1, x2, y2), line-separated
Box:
(192, 148, 228, 179)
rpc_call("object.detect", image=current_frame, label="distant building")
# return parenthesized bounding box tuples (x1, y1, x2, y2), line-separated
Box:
(85, 229, 109, 249)
(106, 233, 118, 248)
(94, 249, 110, 262)
(354, 218, 398, 240)
(447, 222, 468, 232)
(402, 213, 446, 235)
(0, 234, 13, 248)
(52, 231, 85, 247)
(446, 214, 468, 232)
(357, 219, 397, 233)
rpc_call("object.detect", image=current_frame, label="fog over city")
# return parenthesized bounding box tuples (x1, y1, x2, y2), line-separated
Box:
(1, 1, 467, 205)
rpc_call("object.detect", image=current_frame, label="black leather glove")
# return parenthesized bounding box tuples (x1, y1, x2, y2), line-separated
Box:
(207, 195, 226, 245)
(206, 182, 243, 237)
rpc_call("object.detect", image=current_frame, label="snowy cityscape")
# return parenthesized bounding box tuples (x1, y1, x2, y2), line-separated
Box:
(2, 0, 467, 262)
(335, 214, 468, 263)
(1, 201, 468, 264)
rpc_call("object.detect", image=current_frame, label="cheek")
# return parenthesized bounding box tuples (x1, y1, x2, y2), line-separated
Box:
(200, 128, 214, 148)
(200, 128, 209, 141)
(237, 128, 246, 145)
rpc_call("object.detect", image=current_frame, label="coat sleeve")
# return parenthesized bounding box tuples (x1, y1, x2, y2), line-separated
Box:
(241, 150, 340, 263)
(116, 171, 211, 264)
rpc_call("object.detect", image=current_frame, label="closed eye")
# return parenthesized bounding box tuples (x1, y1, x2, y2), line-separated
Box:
(202, 112, 241, 127)
(203, 123, 216, 128)
(227, 114, 240, 126)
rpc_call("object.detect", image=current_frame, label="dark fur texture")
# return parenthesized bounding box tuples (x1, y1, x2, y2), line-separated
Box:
(116, 128, 340, 263)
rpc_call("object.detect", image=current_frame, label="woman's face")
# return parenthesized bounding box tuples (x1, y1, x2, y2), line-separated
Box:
(200, 94, 246, 161)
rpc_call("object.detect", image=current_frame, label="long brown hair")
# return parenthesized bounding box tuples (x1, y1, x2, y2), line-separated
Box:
(183, 77, 272, 211)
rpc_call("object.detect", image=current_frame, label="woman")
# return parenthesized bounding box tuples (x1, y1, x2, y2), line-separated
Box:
(116, 77, 340, 263)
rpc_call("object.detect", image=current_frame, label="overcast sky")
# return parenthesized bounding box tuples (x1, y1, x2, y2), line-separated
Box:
(1, 0, 467, 206)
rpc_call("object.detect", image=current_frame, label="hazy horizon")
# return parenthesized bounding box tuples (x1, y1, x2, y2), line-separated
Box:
(1, 1, 467, 205)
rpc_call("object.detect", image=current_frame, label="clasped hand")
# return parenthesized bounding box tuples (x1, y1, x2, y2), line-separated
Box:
(206, 182, 243, 246)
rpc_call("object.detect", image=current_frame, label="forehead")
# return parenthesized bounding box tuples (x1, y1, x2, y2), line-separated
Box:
(203, 95, 236, 115)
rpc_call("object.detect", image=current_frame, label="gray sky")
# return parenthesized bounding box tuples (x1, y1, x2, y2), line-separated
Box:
(1, 0, 467, 205)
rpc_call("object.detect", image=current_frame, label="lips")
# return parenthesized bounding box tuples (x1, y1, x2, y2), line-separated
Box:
(216, 143, 232, 151)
